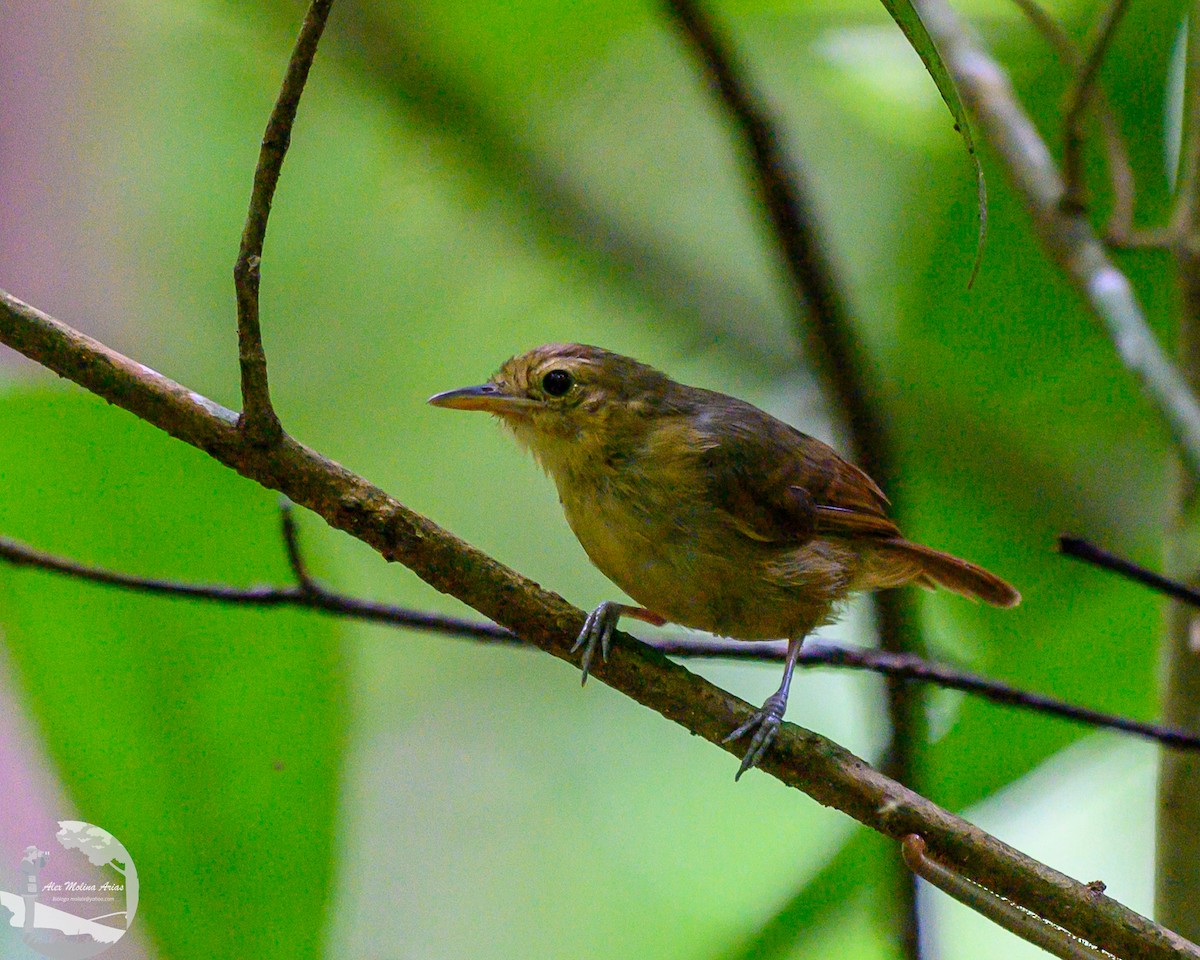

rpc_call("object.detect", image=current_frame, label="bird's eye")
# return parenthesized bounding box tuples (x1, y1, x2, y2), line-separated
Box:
(541, 369, 573, 397)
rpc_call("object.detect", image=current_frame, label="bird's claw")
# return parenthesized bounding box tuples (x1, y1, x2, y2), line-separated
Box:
(723, 691, 789, 780)
(572, 601, 622, 685)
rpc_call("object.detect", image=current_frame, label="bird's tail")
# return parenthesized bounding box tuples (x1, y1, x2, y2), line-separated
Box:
(868, 539, 1020, 608)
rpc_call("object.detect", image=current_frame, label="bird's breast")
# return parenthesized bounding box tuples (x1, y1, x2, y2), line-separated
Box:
(552, 462, 850, 640)
(555, 462, 698, 594)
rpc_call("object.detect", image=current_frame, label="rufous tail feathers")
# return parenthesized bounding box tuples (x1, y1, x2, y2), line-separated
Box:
(878, 539, 1020, 608)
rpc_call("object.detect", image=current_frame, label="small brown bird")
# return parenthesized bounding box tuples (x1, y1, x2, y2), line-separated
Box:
(430, 344, 1019, 777)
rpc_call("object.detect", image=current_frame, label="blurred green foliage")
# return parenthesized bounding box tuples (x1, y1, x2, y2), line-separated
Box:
(0, 0, 1184, 957)
(0, 392, 345, 959)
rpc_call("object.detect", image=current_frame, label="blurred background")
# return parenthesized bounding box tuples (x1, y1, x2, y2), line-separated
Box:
(0, 0, 1183, 957)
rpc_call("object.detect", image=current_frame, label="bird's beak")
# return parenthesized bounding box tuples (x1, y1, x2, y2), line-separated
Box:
(427, 383, 535, 415)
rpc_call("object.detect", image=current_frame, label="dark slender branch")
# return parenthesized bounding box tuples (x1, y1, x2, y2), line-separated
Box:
(819, 641, 1200, 751)
(873, 591, 925, 957)
(0, 525, 515, 642)
(280, 498, 319, 591)
(3, 518, 1197, 752)
(902, 836, 1113, 960)
(659, 3, 922, 951)
(233, 0, 334, 445)
(1059, 535, 1200, 607)
(1060, 0, 1133, 214)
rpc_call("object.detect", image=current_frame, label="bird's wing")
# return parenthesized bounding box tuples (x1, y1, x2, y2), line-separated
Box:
(698, 406, 898, 544)
(801, 444, 900, 539)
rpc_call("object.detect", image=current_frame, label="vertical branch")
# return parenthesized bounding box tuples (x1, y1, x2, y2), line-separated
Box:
(874, 591, 927, 956)
(660, 1, 925, 955)
(233, 0, 335, 445)
(1162, 3, 1200, 940)
(1174, 4, 1200, 237)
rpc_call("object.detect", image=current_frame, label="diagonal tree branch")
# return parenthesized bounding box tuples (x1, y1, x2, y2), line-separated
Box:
(660, 2, 924, 952)
(3, 516, 1198, 751)
(2, 288, 1197, 960)
(233, 0, 334, 445)
(1059, 535, 1200, 607)
(912, 0, 1200, 482)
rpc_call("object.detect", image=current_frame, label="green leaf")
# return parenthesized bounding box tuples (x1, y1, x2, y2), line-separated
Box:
(711, 831, 899, 960)
(878, 0, 987, 284)
(0, 388, 346, 960)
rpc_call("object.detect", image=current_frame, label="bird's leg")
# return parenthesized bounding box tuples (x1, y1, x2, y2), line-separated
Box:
(723, 636, 804, 780)
(573, 602, 666, 685)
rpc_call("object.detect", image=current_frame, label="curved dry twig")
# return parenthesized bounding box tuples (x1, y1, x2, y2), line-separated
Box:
(902, 835, 1113, 960)
(233, 0, 334, 444)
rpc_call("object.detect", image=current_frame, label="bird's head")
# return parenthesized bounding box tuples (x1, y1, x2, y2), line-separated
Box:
(428, 343, 676, 475)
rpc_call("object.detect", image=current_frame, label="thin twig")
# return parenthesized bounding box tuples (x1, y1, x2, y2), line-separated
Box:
(2, 518, 1198, 751)
(1059, 535, 1200, 607)
(4, 292, 1199, 960)
(280, 498, 319, 591)
(1060, 0, 1134, 214)
(902, 836, 1113, 960)
(0, 524, 515, 642)
(1006, 0, 1147, 244)
(912, 0, 1200, 482)
(233, 0, 334, 445)
(660, 2, 923, 950)
(806, 642, 1200, 751)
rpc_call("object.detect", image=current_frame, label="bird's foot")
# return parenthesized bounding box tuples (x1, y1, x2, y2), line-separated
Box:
(572, 601, 625, 685)
(572, 603, 667, 685)
(723, 690, 789, 780)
